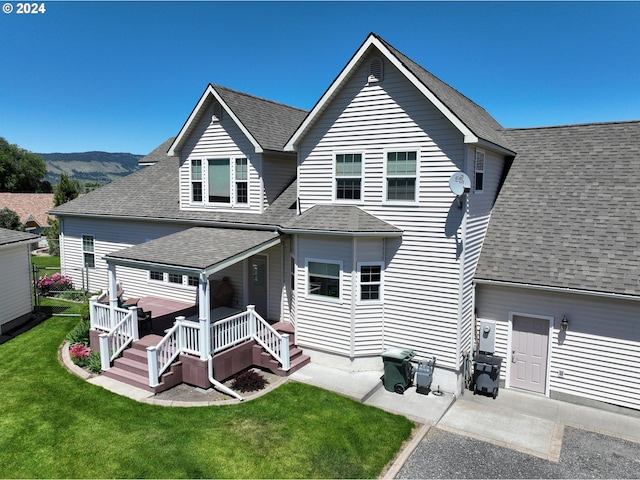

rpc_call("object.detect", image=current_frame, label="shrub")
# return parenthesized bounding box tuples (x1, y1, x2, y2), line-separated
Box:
(69, 343, 93, 367)
(35, 273, 73, 296)
(231, 369, 267, 392)
(66, 318, 90, 345)
(87, 351, 102, 373)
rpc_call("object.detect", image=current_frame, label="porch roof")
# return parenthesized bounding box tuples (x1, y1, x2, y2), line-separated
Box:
(104, 227, 281, 276)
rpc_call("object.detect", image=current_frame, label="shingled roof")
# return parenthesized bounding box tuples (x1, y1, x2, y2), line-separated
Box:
(50, 156, 299, 228)
(475, 121, 640, 297)
(0, 227, 39, 248)
(170, 84, 308, 156)
(282, 205, 402, 236)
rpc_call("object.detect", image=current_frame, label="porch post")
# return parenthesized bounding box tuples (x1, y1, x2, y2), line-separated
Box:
(281, 333, 290, 371)
(99, 333, 110, 370)
(89, 295, 98, 330)
(107, 264, 118, 328)
(130, 306, 139, 341)
(198, 273, 210, 360)
(247, 304, 257, 337)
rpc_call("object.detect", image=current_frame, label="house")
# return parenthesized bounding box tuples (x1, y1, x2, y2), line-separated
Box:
(50, 33, 639, 410)
(0, 228, 39, 334)
(0, 193, 54, 236)
(474, 121, 640, 410)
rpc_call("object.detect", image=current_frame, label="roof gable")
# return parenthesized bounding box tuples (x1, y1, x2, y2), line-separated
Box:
(285, 33, 514, 154)
(476, 120, 640, 297)
(169, 84, 307, 157)
(0, 193, 54, 228)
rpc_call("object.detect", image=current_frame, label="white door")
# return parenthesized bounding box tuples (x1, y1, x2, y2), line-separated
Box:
(248, 255, 268, 319)
(510, 315, 549, 394)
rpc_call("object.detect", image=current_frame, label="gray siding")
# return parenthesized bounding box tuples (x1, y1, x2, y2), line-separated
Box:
(0, 244, 33, 331)
(476, 284, 640, 410)
(297, 51, 466, 369)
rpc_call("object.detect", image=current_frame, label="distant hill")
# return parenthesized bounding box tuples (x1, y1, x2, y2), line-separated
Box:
(38, 151, 144, 185)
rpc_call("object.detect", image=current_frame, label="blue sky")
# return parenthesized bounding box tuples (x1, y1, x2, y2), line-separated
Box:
(1, 1, 639, 155)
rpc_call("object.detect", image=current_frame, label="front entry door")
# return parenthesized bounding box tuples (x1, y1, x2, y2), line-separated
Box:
(248, 255, 268, 319)
(510, 315, 549, 394)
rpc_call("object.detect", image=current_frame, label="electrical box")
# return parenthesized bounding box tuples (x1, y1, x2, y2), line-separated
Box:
(478, 321, 496, 354)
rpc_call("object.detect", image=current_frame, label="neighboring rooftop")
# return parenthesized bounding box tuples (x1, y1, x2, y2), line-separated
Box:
(0, 193, 54, 229)
(476, 120, 640, 297)
(0, 227, 39, 247)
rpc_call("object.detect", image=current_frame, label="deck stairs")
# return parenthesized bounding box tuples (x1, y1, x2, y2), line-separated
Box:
(101, 323, 309, 393)
(254, 322, 310, 376)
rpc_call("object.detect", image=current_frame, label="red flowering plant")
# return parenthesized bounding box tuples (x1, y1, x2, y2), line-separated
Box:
(69, 343, 93, 367)
(35, 273, 74, 296)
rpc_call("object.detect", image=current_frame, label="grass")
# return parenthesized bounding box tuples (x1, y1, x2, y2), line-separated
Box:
(31, 254, 61, 272)
(0, 316, 414, 478)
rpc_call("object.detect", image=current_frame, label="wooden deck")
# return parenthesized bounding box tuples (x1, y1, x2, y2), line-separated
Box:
(134, 297, 197, 335)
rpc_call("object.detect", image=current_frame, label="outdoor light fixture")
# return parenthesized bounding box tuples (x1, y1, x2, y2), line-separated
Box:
(561, 315, 569, 332)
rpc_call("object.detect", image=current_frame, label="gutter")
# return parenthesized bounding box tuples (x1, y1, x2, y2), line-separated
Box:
(0, 237, 40, 251)
(474, 278, 640, 303)
(278, 227, 402, 237)
(47, 211, 283, 232)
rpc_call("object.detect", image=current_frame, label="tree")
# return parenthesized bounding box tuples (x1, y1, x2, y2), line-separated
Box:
(45, 216, 59, 255)
(0, 137, 48, 192)
(53, 173, 79, 206)
(0, 207, 24, 231)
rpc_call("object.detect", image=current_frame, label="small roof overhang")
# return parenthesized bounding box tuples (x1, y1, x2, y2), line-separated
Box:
(104, 227, 281, 277)
(281, 205, 402, 237)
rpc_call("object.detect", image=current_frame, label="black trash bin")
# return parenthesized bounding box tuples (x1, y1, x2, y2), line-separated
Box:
(473, 353, 502, 399)
(381, 347, 415, 394)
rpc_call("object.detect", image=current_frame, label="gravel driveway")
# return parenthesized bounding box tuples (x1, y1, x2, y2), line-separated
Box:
(396, 426, 640, 479)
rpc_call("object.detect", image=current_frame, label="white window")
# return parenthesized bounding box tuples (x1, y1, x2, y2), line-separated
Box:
(149, 271, 163, 282)
(235, 158, 248, 204)
(386, 151, 417, 202)
(188, 157, 249, 206)
(82, 235, 95, 268)
(358, 263, 383, 302)
(335, 153, 362, 201)
(474, 149, 485, 193)
(168, 273, 182, 284)
(307, 260, 341, 300)
(191, 159, 203, 202)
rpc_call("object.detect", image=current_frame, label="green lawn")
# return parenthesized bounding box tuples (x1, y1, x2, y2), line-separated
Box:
(0, 316, 414, 478)
(31, 254, 61, 272)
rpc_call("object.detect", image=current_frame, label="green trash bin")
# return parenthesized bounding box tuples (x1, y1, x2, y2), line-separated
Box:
(381, 347, 416, 394)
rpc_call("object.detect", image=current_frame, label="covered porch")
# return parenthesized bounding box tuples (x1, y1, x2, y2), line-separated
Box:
(89, 227, 308, 398)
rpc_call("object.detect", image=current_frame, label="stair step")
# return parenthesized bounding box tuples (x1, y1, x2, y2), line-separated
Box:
(277, 354, 310, 376)
(131, 335, 163, 351)
(103, 367, 154, 392)
(123, 348, 148, 362)
(113, 356, 148, 377)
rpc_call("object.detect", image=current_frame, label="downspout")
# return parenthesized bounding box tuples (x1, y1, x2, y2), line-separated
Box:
(208, 356, 244, 401)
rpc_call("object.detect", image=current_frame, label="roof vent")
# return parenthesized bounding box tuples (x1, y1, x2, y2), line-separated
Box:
(212, 103, 223, 122)
(368, 57, 384, 83)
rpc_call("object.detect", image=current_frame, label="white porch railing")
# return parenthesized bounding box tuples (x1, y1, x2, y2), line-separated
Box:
(98, 307, 139, 371)
(146, 305, 290, 388)
(146, 316, 202, 387)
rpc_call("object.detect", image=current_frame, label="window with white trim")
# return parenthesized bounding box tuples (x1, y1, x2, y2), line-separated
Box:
(150, 271, 163, 281)
(191, 159, 203, 202)
(208, 158, 231, 203)
(386, 151, 417, 202)
(82, 235, 95, 268)
(335, 153, 362, 200)
(358, 263, 383, 302)
(168, 273, 182, 284)
(474, 148, 485, 193)
(235, 158, 248, 204)
(307, 260, 341, 299)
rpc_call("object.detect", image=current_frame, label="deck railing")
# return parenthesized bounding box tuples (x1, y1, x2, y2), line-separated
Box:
(146, 305, 291, 387)
(146, 317, 202, 387)
(98, 307, 138, 371)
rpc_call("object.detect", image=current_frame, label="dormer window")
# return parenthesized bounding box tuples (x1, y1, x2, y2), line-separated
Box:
(188, 156, 249, 207)
(368, 57, 384, 83)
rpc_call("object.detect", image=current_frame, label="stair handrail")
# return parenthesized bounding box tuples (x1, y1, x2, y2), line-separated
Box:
(147, 320, 183, 387)
(98, 307, 138, 371)
(252, 309, 290, 371)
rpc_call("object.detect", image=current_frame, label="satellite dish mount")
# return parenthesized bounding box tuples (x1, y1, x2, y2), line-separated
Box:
(449, 172, 471, 209)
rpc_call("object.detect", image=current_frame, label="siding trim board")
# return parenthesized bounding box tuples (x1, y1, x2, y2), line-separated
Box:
(475, 278, 640, 303)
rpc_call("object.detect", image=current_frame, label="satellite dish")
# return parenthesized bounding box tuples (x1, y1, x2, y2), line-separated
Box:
(449, 172, 471, 196)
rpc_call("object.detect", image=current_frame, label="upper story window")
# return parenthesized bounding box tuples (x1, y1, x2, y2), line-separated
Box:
(235, 158, 248, 204)
(208, 158, 231, 203)
(474, 148, 485, 193)
(191, 159, 203, 203)
(187, 157, 249, 207)
(386, 151, 417, 202)
(82, 235, 95, 268)
(335, 153, 362, 201)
